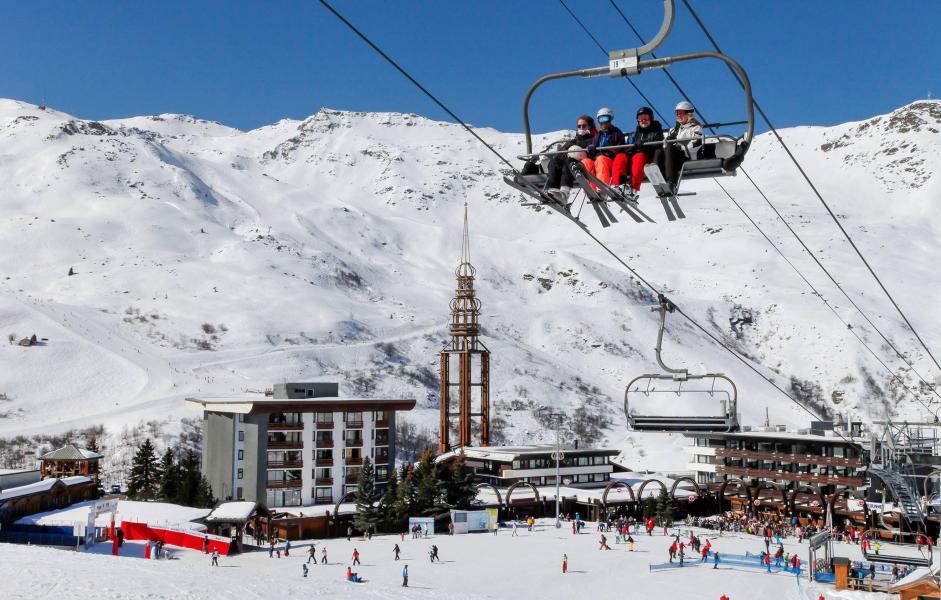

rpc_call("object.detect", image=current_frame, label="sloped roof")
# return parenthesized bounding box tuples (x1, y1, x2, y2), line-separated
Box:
(40, 445, 103, 461)
(0, 479, 62, 502)
(206, 501, 263, 523)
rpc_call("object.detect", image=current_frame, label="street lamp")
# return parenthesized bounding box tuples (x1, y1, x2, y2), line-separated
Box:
(549, 413, 565, 528)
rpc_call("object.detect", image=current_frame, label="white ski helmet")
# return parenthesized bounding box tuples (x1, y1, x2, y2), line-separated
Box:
(596, 107, 614, 121)
(675, 100, 695, 113)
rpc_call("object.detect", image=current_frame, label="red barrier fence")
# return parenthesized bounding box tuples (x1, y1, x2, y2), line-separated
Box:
(121, 521, 232, 555)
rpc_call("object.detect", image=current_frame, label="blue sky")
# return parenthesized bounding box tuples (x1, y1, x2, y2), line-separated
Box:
(1, 1, 937, 134)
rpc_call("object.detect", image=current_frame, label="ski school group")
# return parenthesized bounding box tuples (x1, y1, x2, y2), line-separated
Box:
(525, 101, 703, 203)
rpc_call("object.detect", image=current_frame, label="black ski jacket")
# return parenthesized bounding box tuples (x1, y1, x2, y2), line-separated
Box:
(630, 121, 664, 157)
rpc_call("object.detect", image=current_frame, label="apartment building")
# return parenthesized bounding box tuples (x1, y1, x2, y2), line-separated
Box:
(186, 382, 415, 508)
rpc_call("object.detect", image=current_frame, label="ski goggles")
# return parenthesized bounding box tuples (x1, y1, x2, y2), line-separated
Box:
(597, 115, 613, 124)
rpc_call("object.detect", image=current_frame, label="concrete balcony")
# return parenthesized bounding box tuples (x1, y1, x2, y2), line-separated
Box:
(315, 421, 335, 429)
(315, 478, 333, 486)
(266, 461, 303, 469)
(315, 459, 334, 467)
(315, 439, 334, 448)
(265, 480, 302, 489)
(345, 421, 364, 429)
(344, 439, 364, 448)
(345, 457, 364, 466)
(267, 441, 303, 449)
(268, 422, 304, 431)
(345, 475, 359, 484)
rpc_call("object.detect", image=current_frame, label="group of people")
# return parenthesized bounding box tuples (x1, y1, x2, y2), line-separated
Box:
(541, 102, 703, 202)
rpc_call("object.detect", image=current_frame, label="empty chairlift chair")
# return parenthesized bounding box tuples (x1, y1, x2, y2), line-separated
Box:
(623, 295, 739, 433)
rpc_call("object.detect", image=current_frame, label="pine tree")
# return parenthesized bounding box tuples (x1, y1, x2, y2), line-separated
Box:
(177, 449, 202, 506)
(655, 488, 675, 527)
(157, 448, 180, 503)
(443, 454, 477, 510)
(393, 464, 416, 524)
(195, 475, 217, 508)
(86, 436, 100, 454)
(127, 439, 159, 500)
(380, 468, 400, 530)
(353, 457, 381, 534)
(413, 448, 445, 516)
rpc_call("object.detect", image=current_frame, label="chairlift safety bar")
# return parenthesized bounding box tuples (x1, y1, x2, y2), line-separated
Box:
(516, 127, 745, 161)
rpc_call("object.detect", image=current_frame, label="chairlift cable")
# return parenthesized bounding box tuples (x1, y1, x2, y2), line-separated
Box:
(606, 1, 941, 410)
(319, 0, 866, 453)
(681, 0, 941, 380)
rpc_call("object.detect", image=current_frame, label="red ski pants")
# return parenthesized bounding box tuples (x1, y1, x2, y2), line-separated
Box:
(629, 152, 653, 191)
(593, 154, 629, 186)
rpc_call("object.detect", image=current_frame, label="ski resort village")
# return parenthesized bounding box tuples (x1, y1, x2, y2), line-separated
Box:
(2, 2, 940, 599)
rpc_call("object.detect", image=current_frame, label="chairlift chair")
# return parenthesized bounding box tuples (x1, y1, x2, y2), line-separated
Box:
(623, 294, 739, 433)
(507, 0, 754, 226)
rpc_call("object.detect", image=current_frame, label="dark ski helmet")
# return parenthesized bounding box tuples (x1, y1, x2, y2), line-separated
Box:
(636, 106, 654, 118)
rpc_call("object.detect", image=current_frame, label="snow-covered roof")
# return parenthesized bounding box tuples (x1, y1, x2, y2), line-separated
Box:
(40, 445, 103, 461)
(0, 478, 60, 501)
(889, 565, 939, 591)
(185, 396, 416, 414)
(206, 501, 259, 522)
(0, 468, 38, 476)
(274, 503, 356, 518)
(440, 445, 619, 463)
(683, 430, 868, 444)
(16, 499, 210, 530)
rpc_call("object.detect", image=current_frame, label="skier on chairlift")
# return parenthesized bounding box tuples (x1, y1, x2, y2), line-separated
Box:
(586, 108, 628, 187)
(654, 101, 703, 192)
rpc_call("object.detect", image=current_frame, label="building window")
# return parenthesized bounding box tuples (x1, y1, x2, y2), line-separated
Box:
(315, 467, 332, 480)
(344, 484, 358, 496)
(345, 466, 362, 480)
(315, 449, 333, 461)
(236, 487, 243, 499)
(375, 465, 389, 482)
(266, 488, 301, 507)
(267, 431, 303, 446)
(237, 468, 244, 480)
(315, 487, 332, 502)
(267, 469, 302, 483)
(316, 412, 334, 424)
(373, 410, 388, 422)
(344, 430, 363, 444)
(268, 412, 302, 425)
(238, 414, 245, 422)
(237, 450, 244, 460)
(238, 431, 245, 442)
(345, 411, 363, 425)
(315, 430, 333, 442)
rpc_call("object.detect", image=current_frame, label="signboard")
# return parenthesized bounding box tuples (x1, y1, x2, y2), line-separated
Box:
(450, 510, 492, 534)
(86, 499, 119, 550)
(846, 499, 865, 512)
(408, 517, 435, 536)
(486, 508, 499, 531)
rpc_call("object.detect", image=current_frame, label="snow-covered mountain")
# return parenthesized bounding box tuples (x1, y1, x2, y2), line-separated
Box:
(1, 98, 939, 470)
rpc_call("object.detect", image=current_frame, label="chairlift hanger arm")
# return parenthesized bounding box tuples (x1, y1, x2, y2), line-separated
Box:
(524, 45, 754, 155)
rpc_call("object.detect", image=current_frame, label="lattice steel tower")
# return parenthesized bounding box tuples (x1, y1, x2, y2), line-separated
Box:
(439, 203, 490, 453)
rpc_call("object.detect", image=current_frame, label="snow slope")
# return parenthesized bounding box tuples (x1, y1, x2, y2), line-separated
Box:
(1, 98, 939, 469)
(0, 521, 891, 600)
